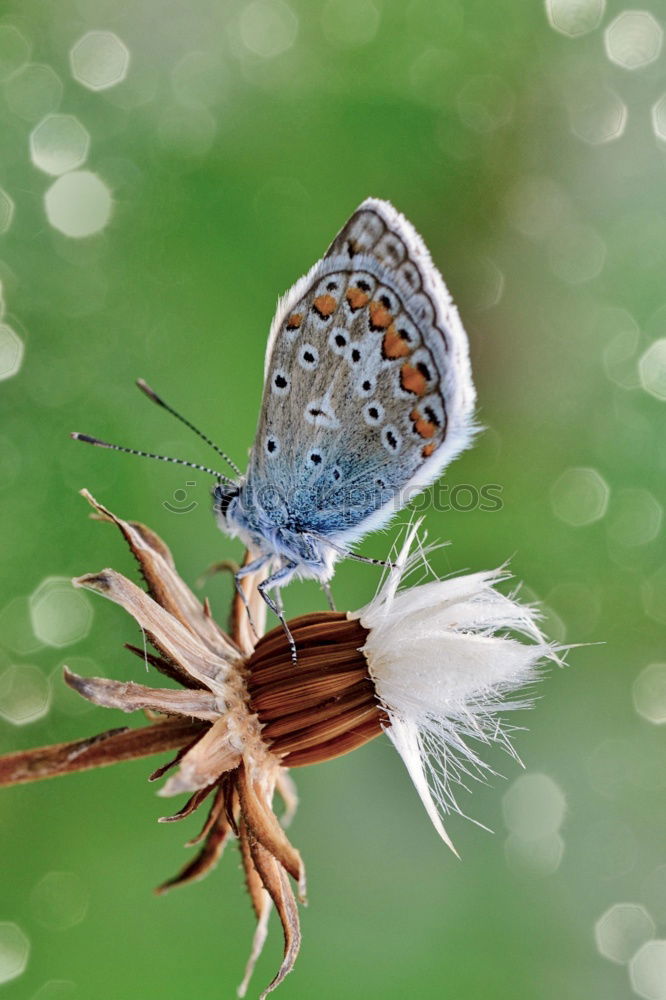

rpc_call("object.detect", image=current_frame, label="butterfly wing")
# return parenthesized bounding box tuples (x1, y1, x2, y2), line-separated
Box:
(248, 197, 476, 545)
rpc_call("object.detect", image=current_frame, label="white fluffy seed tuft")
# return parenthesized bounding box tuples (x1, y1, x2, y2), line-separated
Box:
(353, 523, 562, 853)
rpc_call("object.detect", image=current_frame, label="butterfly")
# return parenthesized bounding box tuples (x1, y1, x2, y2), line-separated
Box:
(74, 198, 476, 658)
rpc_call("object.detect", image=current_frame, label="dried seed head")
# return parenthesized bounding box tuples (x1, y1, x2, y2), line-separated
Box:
(247, 612, 385, 767)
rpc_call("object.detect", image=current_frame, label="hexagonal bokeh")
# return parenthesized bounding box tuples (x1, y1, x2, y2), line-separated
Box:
(30, 871, 89, 931)
(0, 24, 31, 82)
(502, 773, 566, 840)
(604, 11, 663, 70)
(633, 664, 666, 725)
(29, 576, 93, 648)
(545, 0, 605, 37)
(69, 30, 130, 91)
(595, 903, 655, 964)
(548, 223, 606, 284)
(0, 922, 30, 985)
(653, 95, 666, 141)
(630, 939, 666, 1000)
(639, 339, 666, 400)
(239, 0, 299, 58)
(0, 188, 15, 234)
(569, 87, 627, 145)
(551, 467, 610, 527)
(0, 664, 51, 725)
(0, 324, 24, 381)
(321, 0, 381, 48)
(4, 63, 63, 122)
(44, 171, 112, 238)
(643, 565, 666, 625)
(457, 75, 514, 133)
(504, 832, 565, 878)
(607, 488, 662, 547)
(30, 114, 90, 177)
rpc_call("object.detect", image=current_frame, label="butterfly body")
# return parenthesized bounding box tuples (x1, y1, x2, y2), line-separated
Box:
(214, 198, 477, 622)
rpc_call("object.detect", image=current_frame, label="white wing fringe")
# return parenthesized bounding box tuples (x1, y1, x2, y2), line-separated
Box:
(354, 523, 563, 852)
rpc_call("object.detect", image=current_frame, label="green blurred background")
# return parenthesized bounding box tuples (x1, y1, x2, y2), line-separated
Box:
(1, 0, 666, 997)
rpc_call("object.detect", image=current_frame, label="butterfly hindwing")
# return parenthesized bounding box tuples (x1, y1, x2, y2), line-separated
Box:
(249, 198, 476, 542)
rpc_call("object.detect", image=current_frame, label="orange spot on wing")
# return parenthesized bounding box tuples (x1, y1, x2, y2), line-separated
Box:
(313, 294, 337, 318)
(382, 325, 411, 359)
(409, 407, 437, 439)
(400, 363, 428, 396)
(422, 442, 437, 458)
(369, 300, 393, 330)
(346, 287, 370, 311)
(286, 313, 302, 329)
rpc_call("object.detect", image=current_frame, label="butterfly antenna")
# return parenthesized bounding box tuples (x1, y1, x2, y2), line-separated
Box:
(70, 433, 235, 484)
(136, 378, 242, 477)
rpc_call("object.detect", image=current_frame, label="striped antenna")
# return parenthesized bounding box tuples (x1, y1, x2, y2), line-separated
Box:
(70, 433, 234, 484)
(136, 379, 242, 477)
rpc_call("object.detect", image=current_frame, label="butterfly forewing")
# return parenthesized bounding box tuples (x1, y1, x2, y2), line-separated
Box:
(249, 198, 476, 541)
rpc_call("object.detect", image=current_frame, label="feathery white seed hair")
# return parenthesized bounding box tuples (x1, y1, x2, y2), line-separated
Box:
(353, 522, 561, 855)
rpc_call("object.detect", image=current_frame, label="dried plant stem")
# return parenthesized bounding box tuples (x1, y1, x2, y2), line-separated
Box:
(0, 717, 207, 788)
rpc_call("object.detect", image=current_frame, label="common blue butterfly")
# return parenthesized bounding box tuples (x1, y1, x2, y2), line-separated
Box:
(74, 198, 476, 658)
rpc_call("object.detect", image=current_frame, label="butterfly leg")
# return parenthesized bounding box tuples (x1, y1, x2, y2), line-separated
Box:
(321, 580, 336, 611)
(306, 532, 395, 571)
(234, 555, 270, 638)
(257, 562, 299, 664)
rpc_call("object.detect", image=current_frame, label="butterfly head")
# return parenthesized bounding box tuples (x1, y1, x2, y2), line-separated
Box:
(213, 482, 240, 523)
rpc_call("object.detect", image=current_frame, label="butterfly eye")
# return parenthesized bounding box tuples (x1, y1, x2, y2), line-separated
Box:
(363, 401, 384, 426)
(271, 370, 290, 396)
(309, 452, 322, 466)
(264, 436, 280, 457)
(381, 425, 402, 454)
(298, 344, 319, 371)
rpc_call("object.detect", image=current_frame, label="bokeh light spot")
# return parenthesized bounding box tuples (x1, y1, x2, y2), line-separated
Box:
(548, 223, 606, 284)
(0, 324, 24, 380)
(239, 0, 298, 58)
(551, 467, 609, 526)
(171, 51, 227, 108)
(505, 175, 569, 240)
(0, 923, 29, 985)
(638, 339, 666, 400)
(633, 664, 666, 725)
(607, 488, 662, 547)
(29, 576, 93, 648)
(643, 566, 666, 625)
(604, 11, 663, 70)
(457, 75, 514, 133)
(630, 940, 666, 1000)
(30, 114, 90, 177)
(502, 773, 566, 840)
(0, 25, 31, 81)
(0, 664, 51, 725)
(30, 871, 89, 931)
(504, 832, 565, 877)
(4, 63, 63, 122)
(595, 903, 655, 965)
(69, 31, 130, 91)
(545, 0, 605, 37)
(321, 0, 380, 48)
(569, 86, 627, 145)
(653, 95, 666, 142)
(157, 104, 217, 158)
(44, 171, 112, 238)
(0, 188, 14, 234)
